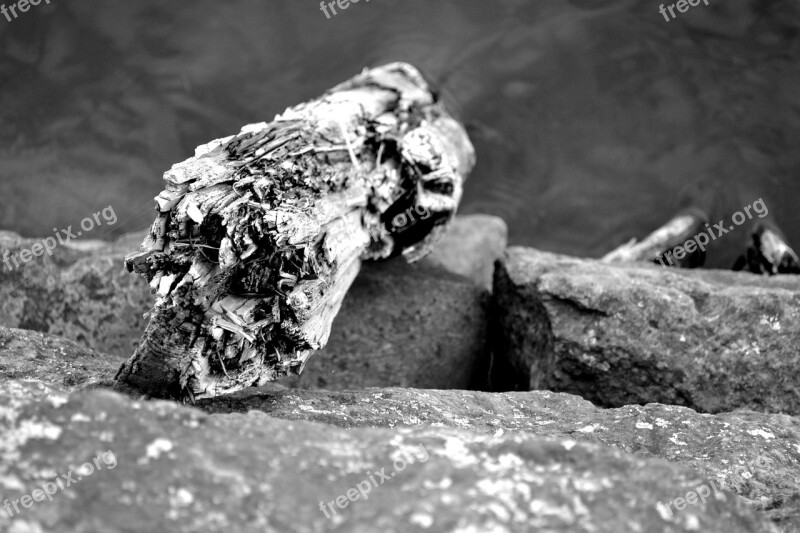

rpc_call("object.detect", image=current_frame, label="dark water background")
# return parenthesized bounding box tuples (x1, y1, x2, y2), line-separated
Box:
(1, 0, 799, 268)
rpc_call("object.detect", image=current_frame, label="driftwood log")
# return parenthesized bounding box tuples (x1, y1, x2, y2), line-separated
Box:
(116, 63, 475, 400)
(733, 222, 800, 275)
(603, 210, 800, 275)
(601, 209, 707, 268)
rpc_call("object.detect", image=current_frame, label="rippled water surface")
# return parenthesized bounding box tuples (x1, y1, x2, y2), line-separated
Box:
(1, 0, 798, 267)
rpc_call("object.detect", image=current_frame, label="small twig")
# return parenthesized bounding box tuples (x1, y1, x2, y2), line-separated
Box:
(338, 121, 361, 168)
(216, 347, 231, 379)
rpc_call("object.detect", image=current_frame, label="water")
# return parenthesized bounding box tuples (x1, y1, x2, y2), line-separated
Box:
(1, 0, 798, 268)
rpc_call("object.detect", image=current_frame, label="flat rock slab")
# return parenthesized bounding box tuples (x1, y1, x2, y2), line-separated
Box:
(199, 387, 800, 529)
(0, 380, 777, 533)
(493, 246, 800, 415)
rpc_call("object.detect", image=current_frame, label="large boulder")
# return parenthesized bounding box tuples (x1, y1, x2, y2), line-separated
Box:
(1, 327, 795, 531)
(0, 326, 122, 391)
(0, 380, 778, 533)
(492, 247, 800, 415)
(0, 230, 151, 357)
(292, 258, 490, 391)
(423, 214, 507, 290)
(199, 386, 800, 530)
(2, 330, 796, 521)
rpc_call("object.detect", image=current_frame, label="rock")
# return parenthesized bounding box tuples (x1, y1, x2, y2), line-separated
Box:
(2, 324, 795, 529)
(492, 246, 800, 415)
(2, 328, 795, 523)
(0, 326, 122, 391)
(423, 214, 508, 290)
(0, 230, 152, 357)
(198, 386, 800, 526)
(292, 258, 490, 390)
(0, 380, 778, 533)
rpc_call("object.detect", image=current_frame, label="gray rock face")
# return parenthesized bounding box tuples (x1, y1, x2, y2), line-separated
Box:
(0, 325, 797, 531)
(0, 326, 122, 391)
(493, 247, 800, 415)
(424, 214, 508, 290)
(0, 230, 152, 357)
(1, 328, 796, 522)
(293, 258, 490, 391)
(199, 387, 800, 527)
(0, 380, 778, 533)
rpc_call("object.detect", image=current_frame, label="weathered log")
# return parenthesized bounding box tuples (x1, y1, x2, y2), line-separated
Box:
(602, 209, 707, 268)
(733, 222, 800, 275)
(116, 63, 475, 400)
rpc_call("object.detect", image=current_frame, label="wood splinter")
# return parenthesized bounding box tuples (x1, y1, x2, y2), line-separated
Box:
(115, 63, 476, 400)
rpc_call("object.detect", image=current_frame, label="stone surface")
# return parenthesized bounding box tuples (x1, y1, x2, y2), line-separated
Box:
(1, 329, 796, 531)
(199, 387, 800, 528)
(2, 331, 795, 522)
(423, 214, 508, 290)
(291, 258, 490, 391)
(0, 326, 122, 391)
(2, 330, 794, 525)
(0, 380, 778, 533)
(492, 246, 800, 415)
(0, 230, 152, 357)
